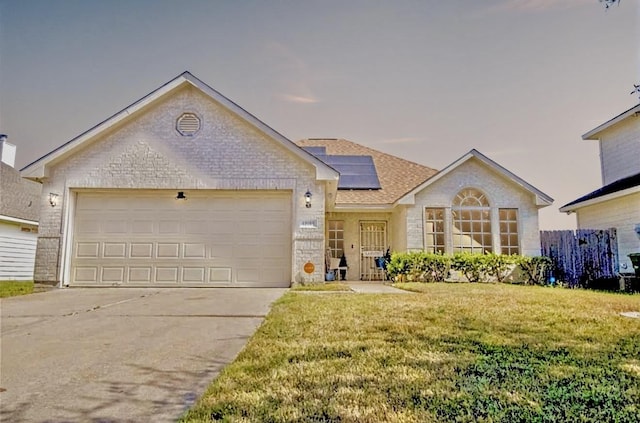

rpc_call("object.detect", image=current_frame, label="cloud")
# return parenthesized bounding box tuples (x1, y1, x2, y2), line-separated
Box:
(264, 41, 321, 105)
(491, 0, 591, 12)
(279, 94, 319, 104)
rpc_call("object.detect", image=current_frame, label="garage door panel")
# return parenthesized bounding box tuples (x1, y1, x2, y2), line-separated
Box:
(132, 220, 154, 234)
(102, 267, 125, 283)
(129, 267, 152, 282)
(159, 221, 181, 235)
(184, 243, 206, 258)
(156, 267, 179, 282)
(131, 243, 153, 258)
(209, 267, 232, 283)
(104, 243, 127, 258)
(74, 267, 98, 283)
(183, 267, 205, 282)
(76, 242, 100, 258)
(71, 191, 291, 286)
(104, 220, 128, 234)
(157, 243, 180, 258)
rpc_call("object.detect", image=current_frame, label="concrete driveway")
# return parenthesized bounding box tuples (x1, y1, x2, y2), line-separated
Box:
(0, 287, 286, 422)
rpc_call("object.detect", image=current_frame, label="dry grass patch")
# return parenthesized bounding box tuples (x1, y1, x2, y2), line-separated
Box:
(291, 283, 352, 292)
(182, 284, 640, 422)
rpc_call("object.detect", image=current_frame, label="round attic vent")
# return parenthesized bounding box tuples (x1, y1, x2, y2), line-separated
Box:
(176, 113, 201, 136)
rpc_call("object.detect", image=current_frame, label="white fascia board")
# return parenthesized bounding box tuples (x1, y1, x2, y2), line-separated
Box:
(395, 149, 553, 208)
(0, 214, 39, 226)
(559, 186, 640, 213)
(582, 104, 640, 140)
(331, 203, 395, 212)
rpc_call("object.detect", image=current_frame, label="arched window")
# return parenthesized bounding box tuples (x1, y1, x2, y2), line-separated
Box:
(452, 188, 492, 253)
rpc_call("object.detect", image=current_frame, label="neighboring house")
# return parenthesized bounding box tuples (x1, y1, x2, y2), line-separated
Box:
(0, 136, 41, 281)
(560, 104, 640, 272)
(21, 72, 552, 287)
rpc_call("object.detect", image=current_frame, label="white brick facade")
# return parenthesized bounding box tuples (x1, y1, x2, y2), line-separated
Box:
(404, 158, 542, 256)
(33, 85, 328, 285)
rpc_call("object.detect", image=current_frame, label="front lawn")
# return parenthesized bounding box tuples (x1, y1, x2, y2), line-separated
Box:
(291, 282, 352, 292)
(0, 281, 34, 298)
(181, 283, 640, 422)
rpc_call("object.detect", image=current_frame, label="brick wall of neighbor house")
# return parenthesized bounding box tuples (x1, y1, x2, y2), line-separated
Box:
(35, 85, 324, 284)
(406, 159, 542, 256)
(598, 117, 640, 186)
(576, 192, 640, 272)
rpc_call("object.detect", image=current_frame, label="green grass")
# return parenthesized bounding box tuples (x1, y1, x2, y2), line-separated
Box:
(0, 281, 34, 298)
(291, 282, 352, 292)
(181, 283, 640, 422)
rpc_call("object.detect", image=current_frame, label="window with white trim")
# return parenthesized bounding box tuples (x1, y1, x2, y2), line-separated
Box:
(499, 208, 519, 255)
(327, 220, 344, 258)
(452, 188, 492, 254)
(424, 208, 445, 254)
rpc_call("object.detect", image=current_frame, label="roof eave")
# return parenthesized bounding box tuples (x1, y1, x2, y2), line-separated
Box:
(395, 149, 554, 207)
(582, 104, 640, 140)
(331, 203, 395, 212)
(559, 186, 640, 213)
(0, 214, 39, 226)
(20, 71, 338, 182)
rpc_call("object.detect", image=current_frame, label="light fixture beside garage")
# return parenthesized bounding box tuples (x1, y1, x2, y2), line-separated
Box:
(176, 191, 187, 200)
(48, 193, 59, 207)
(304, 190, 312, 208)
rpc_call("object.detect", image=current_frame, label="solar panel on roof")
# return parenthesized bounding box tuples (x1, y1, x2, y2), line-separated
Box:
(303, 149, 381, 190)
(327, 156, 381, 190)
(302, 146, 327, 156)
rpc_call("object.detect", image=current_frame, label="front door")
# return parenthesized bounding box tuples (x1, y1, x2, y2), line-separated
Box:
(359, 221, 387, 280)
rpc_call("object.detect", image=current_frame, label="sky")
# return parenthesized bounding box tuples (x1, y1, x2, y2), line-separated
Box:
(0, 0, 638, 230)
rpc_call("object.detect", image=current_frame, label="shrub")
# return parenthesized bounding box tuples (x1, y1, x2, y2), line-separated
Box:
(518, 256, 552, 285)
(452, 252, 488, 282)
(387, 252, 451, 282)
(483, 253, 519, 282)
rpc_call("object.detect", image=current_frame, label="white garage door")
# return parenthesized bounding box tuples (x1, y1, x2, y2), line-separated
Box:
(71, 191, 291, 287)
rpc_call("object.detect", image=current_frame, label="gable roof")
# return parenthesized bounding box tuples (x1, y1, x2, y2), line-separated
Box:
(0, 162, 40, 224)
(20, 72, 338, 183)
(295, 139, 437, 207)
(559, 171, 640, 213)
(582, 103, 640, 140)
(397, 149, 553, 207)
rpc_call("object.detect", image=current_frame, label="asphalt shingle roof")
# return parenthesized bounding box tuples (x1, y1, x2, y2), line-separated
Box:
(295, 138, 437, 205)
(561, 171, 640, 210)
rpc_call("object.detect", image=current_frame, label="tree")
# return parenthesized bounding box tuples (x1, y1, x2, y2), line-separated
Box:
(599, 0, 621, 9)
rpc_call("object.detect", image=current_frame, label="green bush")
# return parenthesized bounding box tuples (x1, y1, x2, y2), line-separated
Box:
(452, 252, 488, 282)
(519, 256, 552, 285)
(483, 253, 519, 282)
(386, 251, 451, 282)
(388, 252, 553, 284)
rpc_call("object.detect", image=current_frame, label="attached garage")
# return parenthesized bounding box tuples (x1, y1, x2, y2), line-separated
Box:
(71, 190, 292, 287)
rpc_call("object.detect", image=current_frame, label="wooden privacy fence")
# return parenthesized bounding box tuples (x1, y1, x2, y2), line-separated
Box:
(540, 229, 619, 287)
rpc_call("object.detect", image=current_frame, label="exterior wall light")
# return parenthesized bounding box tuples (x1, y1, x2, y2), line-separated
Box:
(304, 190, 312, 208)
(48, 193, 59, 207)
(176, 191, 186, 200)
